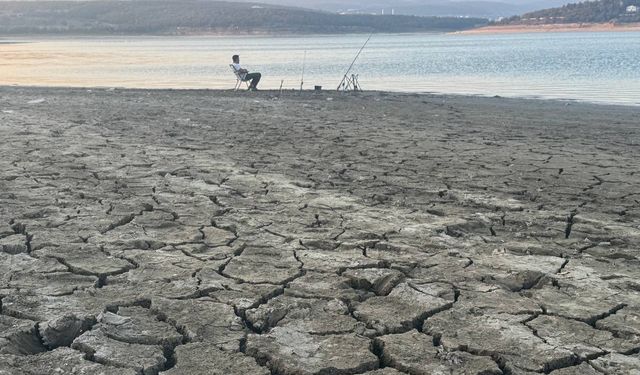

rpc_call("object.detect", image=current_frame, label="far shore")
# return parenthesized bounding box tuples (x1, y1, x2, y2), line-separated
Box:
(458, 22, 640, 34)
(0, 30, 456, 39)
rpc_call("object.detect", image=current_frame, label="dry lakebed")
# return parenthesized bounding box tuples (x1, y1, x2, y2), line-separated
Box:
(1, 87, 639, 375)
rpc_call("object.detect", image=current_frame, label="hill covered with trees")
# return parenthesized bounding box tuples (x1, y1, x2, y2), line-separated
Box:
(230, 0, 571, 19)
(0, 1, 487, 35)
(498, 0, 640, 24)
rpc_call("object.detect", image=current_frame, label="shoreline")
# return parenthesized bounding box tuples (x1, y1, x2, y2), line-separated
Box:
(1, 85, 638, 109)
(459, 22, 640, 34)
(0, 30, 455, 39)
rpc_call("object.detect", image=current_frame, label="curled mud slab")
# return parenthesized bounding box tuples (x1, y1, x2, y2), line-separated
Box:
(1, 87, 639, 375)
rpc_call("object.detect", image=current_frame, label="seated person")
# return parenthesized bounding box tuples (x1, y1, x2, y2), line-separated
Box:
(232, 55, 261, 91)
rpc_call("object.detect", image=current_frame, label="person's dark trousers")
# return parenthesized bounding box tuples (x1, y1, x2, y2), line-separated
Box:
(244, 72, 261, 89)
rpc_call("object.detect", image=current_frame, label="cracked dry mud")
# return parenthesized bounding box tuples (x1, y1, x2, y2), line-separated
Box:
(1, 86, 639, 375)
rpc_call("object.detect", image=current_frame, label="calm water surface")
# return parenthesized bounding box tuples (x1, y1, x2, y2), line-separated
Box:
(1, 32, 639, 105)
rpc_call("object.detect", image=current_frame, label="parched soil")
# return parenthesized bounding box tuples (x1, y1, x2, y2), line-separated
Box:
(1, 87, 639, 375)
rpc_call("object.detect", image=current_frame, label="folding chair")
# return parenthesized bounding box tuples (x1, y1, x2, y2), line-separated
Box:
(230, 64, 250, 91)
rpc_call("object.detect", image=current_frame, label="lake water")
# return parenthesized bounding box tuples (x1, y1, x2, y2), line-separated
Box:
(1, 32, 640, 105)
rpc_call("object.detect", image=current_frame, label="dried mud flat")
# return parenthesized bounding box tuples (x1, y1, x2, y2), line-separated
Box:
(1, 87, 639, 375)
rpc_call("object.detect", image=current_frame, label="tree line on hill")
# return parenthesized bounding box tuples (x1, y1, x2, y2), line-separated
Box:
(231, 0, 566, 19)
(0, 1, 487, 34)
(498, 0, 640, 24)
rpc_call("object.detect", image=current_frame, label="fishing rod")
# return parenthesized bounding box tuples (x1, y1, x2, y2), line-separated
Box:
(300, 50, 307, 93)
(337, 33, 373, 91)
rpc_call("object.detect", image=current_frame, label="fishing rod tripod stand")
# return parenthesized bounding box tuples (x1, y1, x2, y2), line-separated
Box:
(336, 33, 372, 93)
(338, 74, 362, 92)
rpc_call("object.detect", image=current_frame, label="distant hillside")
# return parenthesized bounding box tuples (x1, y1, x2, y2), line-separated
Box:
(0, 0, 577, 19)
(230, 0, 575, 19)
(498, 0, 640, 24)
(0, 1, 487, 35)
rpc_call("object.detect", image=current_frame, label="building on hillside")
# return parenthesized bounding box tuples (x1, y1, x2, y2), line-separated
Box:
(627, 5, 638, 13)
